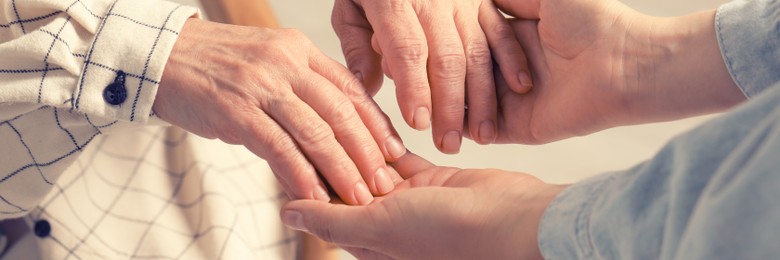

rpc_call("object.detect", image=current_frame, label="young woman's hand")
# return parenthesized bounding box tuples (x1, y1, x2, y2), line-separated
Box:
(484, 0, 743, 144)
(282, 153, 566, 259)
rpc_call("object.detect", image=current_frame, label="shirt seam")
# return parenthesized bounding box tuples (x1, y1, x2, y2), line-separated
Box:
(715, 5, 751, 99)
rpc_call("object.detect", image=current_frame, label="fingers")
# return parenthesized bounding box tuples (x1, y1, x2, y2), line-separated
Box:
(309, 52, 408, 166)
(418, 4, 467, 154)
(238, 110, 330, 202)
(480, 1, 533, 94)
(293, 70, 401, 199)
(361, 1, 432, 130)
(494, 0, 543, 19)
(308, 54, 405, 188)
(281, 200, 376, 247)
(263, 82, 373, 205)
(456, 7, 498, 145)
(509, 19, 548, 80)
(332, 0, 384, 95)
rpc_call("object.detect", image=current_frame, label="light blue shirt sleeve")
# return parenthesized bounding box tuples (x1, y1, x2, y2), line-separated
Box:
(538, 81, 780, 259)
(716, 0, 780, 98)
(537, 1, 780, 257)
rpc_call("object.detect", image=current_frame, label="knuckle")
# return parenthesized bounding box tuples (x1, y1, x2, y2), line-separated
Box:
(385, 0, 407, 13)
(299, 121, 336, 147)
(431, 52, 467, 77)
(440, 103, 466, 120)
(465, 44, 492, 66)
(389, 40, 428, 67)
(342, 41, 371, 64)
(265, 131, 298, 155)
(329, 98, 360, 124)
(492, 22, 515, 40)
(341, 76, 371, 101)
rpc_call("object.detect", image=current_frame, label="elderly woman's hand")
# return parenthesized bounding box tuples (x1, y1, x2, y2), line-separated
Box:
(154, 19, 407, 205)
(331, 0, 533, 154)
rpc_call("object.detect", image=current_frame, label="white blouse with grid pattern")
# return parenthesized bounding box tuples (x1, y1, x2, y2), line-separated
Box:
(1, 0, 298, 258)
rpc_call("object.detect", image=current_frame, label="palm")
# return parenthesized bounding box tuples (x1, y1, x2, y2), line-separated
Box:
(493, 1, 636, 144)
(282, 153, 562, 260)
(369, 165, 546, 260)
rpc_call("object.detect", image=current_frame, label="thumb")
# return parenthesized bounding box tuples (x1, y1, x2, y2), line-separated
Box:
(281, 200, 377, 247)
(332, 0, 384, 95)
(494, 0, 542, 19)
(390, 151, 436, 179)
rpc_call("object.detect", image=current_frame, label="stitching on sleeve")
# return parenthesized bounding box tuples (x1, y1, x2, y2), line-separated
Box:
(715, 5, 750, 99)
(130, 5, 183, 122)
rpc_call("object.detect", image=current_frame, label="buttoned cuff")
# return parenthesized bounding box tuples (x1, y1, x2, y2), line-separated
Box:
(71, 0, 198, 124)
(715, 0, 780, 99)
(537, 173, 616, 259)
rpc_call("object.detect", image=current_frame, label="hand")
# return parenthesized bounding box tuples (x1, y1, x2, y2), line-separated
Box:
(483, 0, 743, 144)
(154, 19, 408, 205)
(281, 153, 566, 259)
(332, 0, 534, 153)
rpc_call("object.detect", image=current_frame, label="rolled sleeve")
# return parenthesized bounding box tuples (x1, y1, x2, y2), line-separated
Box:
(716, 0, 780, 99)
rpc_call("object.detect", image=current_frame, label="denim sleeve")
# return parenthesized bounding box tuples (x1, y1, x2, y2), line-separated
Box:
(716, 0, 780, 98)
(537, 82, 780, 259)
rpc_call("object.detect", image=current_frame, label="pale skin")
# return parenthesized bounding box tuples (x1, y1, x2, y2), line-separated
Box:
(154, 19, 407, 205)
(488, 0, 744, 144)
(284, 152, 566, 260)
(282, 0, 747, 258)
(332, 0, 534, 154)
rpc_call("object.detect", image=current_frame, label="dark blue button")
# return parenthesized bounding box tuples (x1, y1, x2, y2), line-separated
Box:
(34, 220, 51, 238)
(103, 71, 127, 105)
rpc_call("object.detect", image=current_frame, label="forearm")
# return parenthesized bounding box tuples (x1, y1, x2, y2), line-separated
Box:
(617, 10, 743, 125)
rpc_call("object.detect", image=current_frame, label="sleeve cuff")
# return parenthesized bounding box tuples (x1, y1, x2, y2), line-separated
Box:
(537, 173, 616, 259)
(715, 0, 780, 99)
(71, 0, 198, 124)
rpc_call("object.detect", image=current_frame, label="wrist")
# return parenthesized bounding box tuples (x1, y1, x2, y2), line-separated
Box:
(512, 183, 569, 260)
(616, 10, 744, 125)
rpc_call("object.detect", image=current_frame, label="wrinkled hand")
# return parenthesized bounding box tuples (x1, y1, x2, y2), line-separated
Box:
(281, 153, 566, 259)
(332, 0, 533, 153)
(154, 19, 408, 205)
(486, 0, 742, 144)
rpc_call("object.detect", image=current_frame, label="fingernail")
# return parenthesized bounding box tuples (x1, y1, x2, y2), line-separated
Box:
(282, 210, 307, 232)
(313, 185, 331, 202)
(354, 182, 374, 205)
(518, 72, 533, 88)
(373, 167, 395, 195)
(479, 120, 496, 144)
(441, 131, 462, 154)
(413, 107, 431, 130)
(384, 135, 407, 159)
